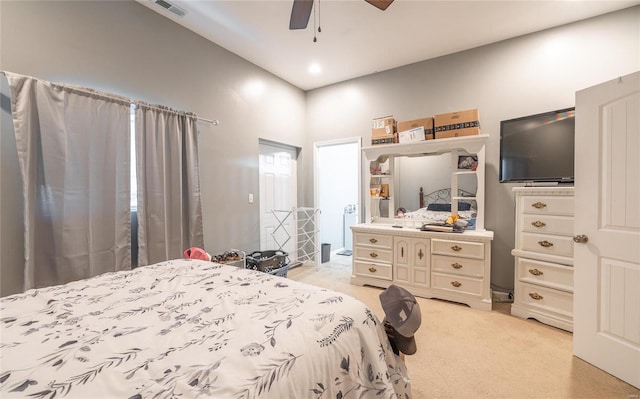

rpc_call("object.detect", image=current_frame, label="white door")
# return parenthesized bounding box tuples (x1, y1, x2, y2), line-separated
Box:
(574, 71, 640, 389)
(259, 142, 297, 259)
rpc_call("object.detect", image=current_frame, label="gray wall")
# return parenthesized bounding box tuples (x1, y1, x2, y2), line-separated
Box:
(304, 7, 640, 293)
(1, 1, 638, 296)
(0, 0, 306, 296)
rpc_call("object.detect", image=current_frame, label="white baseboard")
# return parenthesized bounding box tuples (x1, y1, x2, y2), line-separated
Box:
(492, 290, 513, 303)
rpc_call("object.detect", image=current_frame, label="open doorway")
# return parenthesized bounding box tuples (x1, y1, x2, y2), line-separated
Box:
(314, 138, 361, 264)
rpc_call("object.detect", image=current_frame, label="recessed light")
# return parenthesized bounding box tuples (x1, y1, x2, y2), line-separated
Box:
(309, 63, 322, 75)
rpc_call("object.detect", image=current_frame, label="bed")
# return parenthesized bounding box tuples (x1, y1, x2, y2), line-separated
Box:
(0, 259, 410, 398)
(401, 188, 477, 226)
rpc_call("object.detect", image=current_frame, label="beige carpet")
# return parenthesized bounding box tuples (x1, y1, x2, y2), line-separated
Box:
(288, 256, 640, 399)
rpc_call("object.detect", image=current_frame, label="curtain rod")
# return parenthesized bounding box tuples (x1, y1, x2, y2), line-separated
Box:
(197, 116, 219, 125)
(134, 101, 219, 125)
(1, 70, 219, 125)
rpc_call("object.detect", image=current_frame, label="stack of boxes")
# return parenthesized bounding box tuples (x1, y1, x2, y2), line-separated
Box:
(370, 108, 480, 145)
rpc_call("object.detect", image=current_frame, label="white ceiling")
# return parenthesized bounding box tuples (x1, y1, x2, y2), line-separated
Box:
(137, 0, 639, 91)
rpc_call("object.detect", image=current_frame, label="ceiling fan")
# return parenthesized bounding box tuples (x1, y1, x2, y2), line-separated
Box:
(289, 0, 394, 30)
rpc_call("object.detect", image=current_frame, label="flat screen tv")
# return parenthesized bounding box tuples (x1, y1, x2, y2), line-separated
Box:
(499, 107, 575, 184)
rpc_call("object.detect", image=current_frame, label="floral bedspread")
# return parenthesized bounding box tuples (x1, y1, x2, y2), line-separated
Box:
(402, 209, 476, 223)
(0, 259, 410, 398)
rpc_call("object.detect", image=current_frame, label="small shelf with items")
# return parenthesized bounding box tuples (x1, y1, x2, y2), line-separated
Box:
(450, 148, 480, 219)
(369, 156, 394, 216)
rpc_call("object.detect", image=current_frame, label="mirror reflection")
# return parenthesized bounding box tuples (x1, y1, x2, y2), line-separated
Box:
(377, 152, 478, 225)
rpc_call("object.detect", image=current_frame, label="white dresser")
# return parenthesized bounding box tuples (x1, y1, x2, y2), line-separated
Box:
(351, 224, 494, 311)
(510, 187, 574, 332)
(354, 135, 494, 310)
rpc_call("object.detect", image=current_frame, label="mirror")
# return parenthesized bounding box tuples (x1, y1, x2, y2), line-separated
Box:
(392, 152, 477, 220)
(395, 153, 450, 212)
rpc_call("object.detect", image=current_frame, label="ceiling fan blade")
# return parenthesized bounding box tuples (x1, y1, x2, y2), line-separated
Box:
(290, 0, 314, 30)
(365, 0, 394, 11)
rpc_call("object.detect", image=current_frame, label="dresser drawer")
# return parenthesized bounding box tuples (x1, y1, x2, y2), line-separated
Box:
(354, 246, 393, 264)
(516, 281, 573, 316)
(354, 233, 393, 249)
(516, 257, 573, 292)
(521, 195, 574, 216)
(432, 239, 484, 259)
(431, 272, 483, 297)
(353, 261, 393, 281)
(520, 232, 574, 258)
(432, 255, 485, 278)
(521, 214, 574, 236)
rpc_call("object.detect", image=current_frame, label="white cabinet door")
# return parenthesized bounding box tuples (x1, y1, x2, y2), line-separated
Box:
(394, 237, 411, 284)
(393, 237, 429, 287)
(411, 239, 429, 287)
(574, 71, 640, 389)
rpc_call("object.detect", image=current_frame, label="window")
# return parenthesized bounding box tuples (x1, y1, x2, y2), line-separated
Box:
(130, 104, 137, 211)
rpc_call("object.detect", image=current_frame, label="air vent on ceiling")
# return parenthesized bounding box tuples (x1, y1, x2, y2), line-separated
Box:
(153, 0, 186, 17)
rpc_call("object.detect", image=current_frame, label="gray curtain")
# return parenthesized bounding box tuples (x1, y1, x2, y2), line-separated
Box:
(5, 72, 131, 290)
(135, 103, 204, 266)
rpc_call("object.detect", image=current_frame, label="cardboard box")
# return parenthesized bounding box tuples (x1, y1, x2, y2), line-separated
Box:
(434, 109, 480, 138)
(397, 117, 434, 140)
(371, 116, 396, 137)
(436, 127, 480, 139)
(379, 184, 389, 198)
(370, 184, 389, 197)
(398, 127, 426, 144)
(371, 136, 395, 145)
(369, 185, 381, 196)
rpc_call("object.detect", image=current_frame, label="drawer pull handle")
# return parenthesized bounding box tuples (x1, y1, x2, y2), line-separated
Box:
(529, 292, 544, 300)
(369, 238, 378, 244)
(528, 268, 544, 276)
(368, 267, 377, 273)
(451, 245, 462, 252)
(532, 202, 547, 209)
(538, 240, 554, 248)
(573, 235, 589, 244)
(418, 249, 424, 259)
(369, 252, 378, 258)
(531, 220, 546, 228)
(451, 281, 462, 288)
(451, 263, 463, 269)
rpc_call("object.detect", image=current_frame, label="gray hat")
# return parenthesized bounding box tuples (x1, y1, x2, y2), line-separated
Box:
(380, 284, 421, 355)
